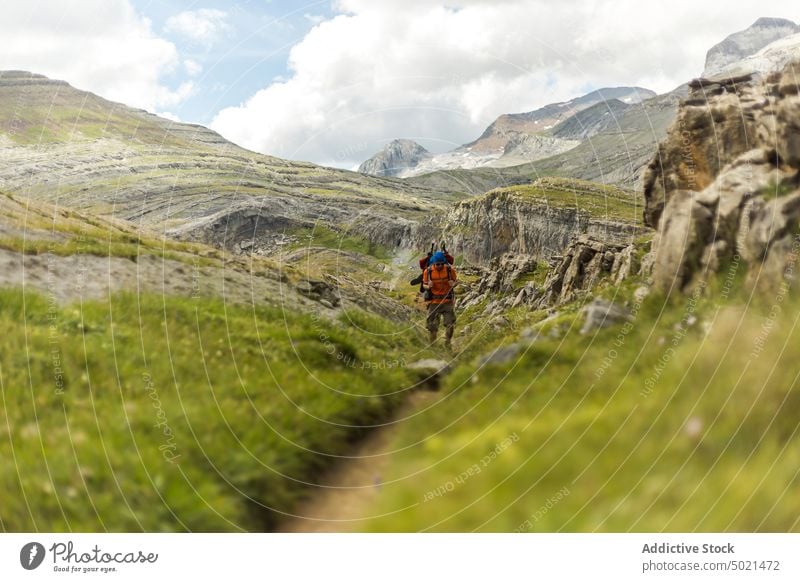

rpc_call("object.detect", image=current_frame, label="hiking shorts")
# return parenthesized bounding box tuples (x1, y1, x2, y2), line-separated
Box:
(426, 302, 456, 332)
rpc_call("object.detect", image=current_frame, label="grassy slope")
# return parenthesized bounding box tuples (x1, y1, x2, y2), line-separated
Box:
(0, 190, 225, 264)
(0, 191, 426, 532)
(0, 72, 463, 233)
(0, 290, 422, 532)
(359, 270, 800, 531)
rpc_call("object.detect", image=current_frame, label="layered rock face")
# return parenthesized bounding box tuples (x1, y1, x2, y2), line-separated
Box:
(537, 235, 638, 306)
(643, 61, 800, 291)
(0, 71, 461, 258)
(425, 179, 642, 265)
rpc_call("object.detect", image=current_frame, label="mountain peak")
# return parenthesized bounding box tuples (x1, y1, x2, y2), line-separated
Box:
(703, 17, 800, 77)
(358, 139, 432, 177)
(752, 17, 798, 28)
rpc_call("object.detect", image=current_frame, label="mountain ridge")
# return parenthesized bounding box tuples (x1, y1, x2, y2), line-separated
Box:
(357, 86, 655, 179)
(703, 16, 799, 77)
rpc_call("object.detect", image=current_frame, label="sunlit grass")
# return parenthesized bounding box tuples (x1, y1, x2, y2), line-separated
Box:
(0, 289, 420, 531)
(361, 280, 800, 532)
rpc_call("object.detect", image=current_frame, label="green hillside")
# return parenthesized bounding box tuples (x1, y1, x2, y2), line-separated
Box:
(359, 281, 800, 531)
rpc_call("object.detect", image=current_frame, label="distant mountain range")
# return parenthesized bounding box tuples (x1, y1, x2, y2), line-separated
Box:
(360, 87, 655, 178)
(359, 17, 800, 189)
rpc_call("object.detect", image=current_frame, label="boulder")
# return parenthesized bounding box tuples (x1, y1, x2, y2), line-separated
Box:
(536, 235, 631, 307)
(296, 279, 341, 307)
(643, 60, 800, 291)
(580, 298, 633, 334)
(478, 343, 525, 366)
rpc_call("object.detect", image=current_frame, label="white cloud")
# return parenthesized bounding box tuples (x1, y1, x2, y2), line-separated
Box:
(211, 0, 800, 166)
(184, 59, 203, 77)
(304, 13, 327, 25)
(164, 9, 231, 46)
(0, 0, 191, 112)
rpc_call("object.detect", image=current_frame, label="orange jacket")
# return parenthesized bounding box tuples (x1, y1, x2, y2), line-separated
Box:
(423, 263, 457, 304)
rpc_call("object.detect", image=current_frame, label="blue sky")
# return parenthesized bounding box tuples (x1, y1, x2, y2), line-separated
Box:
(131, 0, 336, 125)
(1, 1, 798, 167)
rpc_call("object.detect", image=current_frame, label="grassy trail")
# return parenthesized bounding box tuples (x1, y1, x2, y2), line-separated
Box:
(277, 390, 439, 532)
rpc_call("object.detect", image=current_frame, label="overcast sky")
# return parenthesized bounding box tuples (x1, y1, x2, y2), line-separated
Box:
(1, 0, 798, 167)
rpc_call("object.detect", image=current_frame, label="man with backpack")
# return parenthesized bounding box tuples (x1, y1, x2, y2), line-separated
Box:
(422, 250, 458, 349)
(411, 241, 454, 293)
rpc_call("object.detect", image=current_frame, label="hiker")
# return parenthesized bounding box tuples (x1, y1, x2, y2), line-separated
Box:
(422, 250, 458, 348)
(411, 242, 454, 293)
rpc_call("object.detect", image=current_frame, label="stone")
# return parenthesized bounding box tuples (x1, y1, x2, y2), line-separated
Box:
(580, 298, 633, 334)
(650, 191, 715, 291)
(408, 359, 449, 372)
(512, 288, 527, 308)
(633, 286, 650, 304)
(488, 315, 511, 329)
(478, 343, 524, 366)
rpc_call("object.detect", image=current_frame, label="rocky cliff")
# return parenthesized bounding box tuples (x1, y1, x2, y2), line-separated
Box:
(421, 177, 643, 265)
(643, 60, 800, 291)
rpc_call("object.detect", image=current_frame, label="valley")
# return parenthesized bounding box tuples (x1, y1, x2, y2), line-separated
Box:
(1, 15, 800, 534)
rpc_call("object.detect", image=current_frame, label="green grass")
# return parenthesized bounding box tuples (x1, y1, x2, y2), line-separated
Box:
(511, 261, 549, 289)
(0, 289, 421, 531)
(0, 191, 237, 269)
(359, 279, 800, 532)
(759, 178, 798, 201)
(288, 225, 391, 259)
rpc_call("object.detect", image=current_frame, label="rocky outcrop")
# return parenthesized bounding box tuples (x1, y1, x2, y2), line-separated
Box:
(358, 139, 432, 177)
(703, 18, 800, 78)
(464, 254, 539, 298)
(426, 178, 642, 265)
(537, 235, 637, 306)
(457, 235, 641, 319)
(643, 61, 800, 291)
